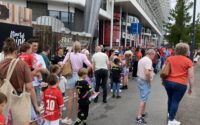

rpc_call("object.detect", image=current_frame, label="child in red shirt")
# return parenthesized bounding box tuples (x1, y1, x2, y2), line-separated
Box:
(42, 74, 64, 125)
(0, 92, 7, 125)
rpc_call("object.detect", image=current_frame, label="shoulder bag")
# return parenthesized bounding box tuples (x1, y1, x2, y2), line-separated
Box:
(62, 53, 73, 78)
(160, 60, 171, 79)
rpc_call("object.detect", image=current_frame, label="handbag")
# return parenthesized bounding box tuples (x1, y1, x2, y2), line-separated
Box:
(160, 60, 171, 79)
(0, 59, 31, 125)
(62, 53, 73, 78)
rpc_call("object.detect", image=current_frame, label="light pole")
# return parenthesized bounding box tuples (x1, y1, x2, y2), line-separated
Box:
(110, 0, 114, 49)
(190, 0, 197, 60)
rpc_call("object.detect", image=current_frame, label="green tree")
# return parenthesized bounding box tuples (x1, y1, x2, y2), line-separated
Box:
(195, 13, 200, 47)
(165, 0, 193, 45)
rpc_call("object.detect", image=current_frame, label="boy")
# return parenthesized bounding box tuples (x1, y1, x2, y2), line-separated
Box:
(0, 92, 7, 125)
(74, 68, 94, 125)
(42, 74, 64, 125)
(111, 58, 122, 98)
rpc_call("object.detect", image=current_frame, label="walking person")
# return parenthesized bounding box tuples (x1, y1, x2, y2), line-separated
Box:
(92, 46, 110, 103)
(162, 43, 194, 125)
(136, 49, 155, 124)
(52, 47, 65, 65)
(61, 41, 92, 124)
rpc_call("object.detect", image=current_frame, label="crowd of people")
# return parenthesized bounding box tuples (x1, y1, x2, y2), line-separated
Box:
(0, 37, 195, 125)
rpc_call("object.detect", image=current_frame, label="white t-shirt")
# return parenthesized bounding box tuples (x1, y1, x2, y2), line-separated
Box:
(33, 53, 47, 86)
(92, 52, 108, 70)
(59, 76, 67, 93)
(137, 56, 153, 80)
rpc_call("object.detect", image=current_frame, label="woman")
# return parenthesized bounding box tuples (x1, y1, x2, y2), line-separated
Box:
(62, 41, 92, 124)
(0, 38, 39, 124)
(163, 43, 194, 125)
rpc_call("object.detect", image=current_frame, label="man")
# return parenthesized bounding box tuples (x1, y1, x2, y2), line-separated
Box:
(27, 38, 49, 105)
(52, 47, 65, 65)
(136, 49, 155, 124)
(92, 46, 110, 103)
(40, 45, 51, 71)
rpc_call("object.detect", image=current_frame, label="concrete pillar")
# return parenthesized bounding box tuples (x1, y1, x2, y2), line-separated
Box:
(110, 0, 114, 49)
(84, 0, 102, 36)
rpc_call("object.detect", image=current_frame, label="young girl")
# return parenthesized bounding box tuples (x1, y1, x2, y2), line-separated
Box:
(121, 55, 129, 90)
(0, 92, 7, 125)
(50, 65, 67, 97)
(42, 74, 64, 125)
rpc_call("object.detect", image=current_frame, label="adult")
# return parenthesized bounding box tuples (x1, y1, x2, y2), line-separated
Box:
(92, 46, 110, 103)
(40, 45, 51, 71)
(0, 38, 39, 123)
(27, 38, 49, 105)
(81, 44, 90, 59)
(62, 41, 92, 124)
(136, 49, 155, 124)
(52, 47, 65, 65)
(132, 47, 142, 78)
(163, 43, 194, 125)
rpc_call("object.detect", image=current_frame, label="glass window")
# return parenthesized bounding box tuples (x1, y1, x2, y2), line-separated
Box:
(61, 12, 68, 22)
(49, 10, 60, 19)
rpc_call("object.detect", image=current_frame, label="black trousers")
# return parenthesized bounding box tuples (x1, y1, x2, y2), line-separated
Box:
(75, 104, 89, 124)
(95, 69, 108, 101)
(132, 61, 138, 77)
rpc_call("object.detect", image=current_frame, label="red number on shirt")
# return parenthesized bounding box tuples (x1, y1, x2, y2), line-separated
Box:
(46, 100, 55, 111)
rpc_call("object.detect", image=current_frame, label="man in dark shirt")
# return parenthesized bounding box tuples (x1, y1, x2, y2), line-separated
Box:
(52, 47, 65, 65)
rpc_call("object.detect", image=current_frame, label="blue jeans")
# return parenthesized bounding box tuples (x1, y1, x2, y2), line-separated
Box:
(163, 80, 187, 120)
(112, 82, 120, 96)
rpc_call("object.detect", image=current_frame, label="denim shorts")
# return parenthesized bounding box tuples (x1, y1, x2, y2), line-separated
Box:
(136, 77, 150, 102)
(66, 73, 78, 89)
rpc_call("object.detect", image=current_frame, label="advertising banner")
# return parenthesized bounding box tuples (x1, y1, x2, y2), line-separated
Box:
(0, 22, 33, 50)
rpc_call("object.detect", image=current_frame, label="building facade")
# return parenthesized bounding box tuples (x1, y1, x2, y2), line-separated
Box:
(1, 0, 170, 48)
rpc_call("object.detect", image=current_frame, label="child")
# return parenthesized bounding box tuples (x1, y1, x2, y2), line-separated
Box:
(42, 74, 64, 125)
(111, 58, 122, 98)
(74, 68, 94, 125)
(121, 55, 129, 90)
(0, 92, 7, 125)
(86, 67, 96, 90)
(50, 65, 67, 97)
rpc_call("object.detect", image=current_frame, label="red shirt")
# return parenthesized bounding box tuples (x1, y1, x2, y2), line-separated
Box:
(0, 114, 5, 125)
(18, 54, 35, 70)
(42, 87, 64, 121)
(166, 56, 193, 85)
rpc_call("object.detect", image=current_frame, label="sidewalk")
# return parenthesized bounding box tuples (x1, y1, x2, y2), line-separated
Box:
(176, 65, 200, 125)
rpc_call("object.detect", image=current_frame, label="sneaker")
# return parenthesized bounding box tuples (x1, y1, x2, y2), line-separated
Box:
(62, 107, 67, 111)
(62, 118, 73, 124)
(103, 100, 107, 103)
(119, 89, 122, 93)
(111, 89, 113, 92)
(167, 119, 181, 125)
(136, 117, 147, 124)
(120, 86, 125, 90)
(142, 113, 148, 118)
(116, 95, 121, 99)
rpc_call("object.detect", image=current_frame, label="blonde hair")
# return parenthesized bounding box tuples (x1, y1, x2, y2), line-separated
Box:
(146, 49, 155, 55)
(73, 41, 81, 53)
(175, 43, 189, 56)
(78, 68, 88, 77)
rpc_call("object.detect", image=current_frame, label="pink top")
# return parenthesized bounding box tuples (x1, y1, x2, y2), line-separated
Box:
(63, 52, 91, 73)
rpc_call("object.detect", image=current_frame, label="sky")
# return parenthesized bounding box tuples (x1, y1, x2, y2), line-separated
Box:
(170, 0, 200, 18)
